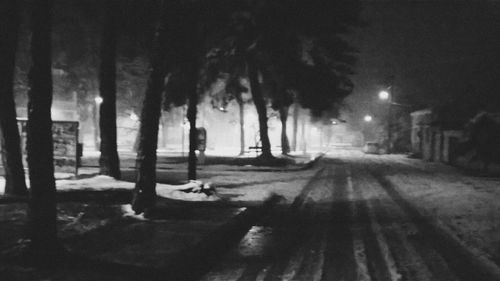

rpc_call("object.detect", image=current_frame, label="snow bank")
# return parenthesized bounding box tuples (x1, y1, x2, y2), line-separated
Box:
(1, 175, 221, 202)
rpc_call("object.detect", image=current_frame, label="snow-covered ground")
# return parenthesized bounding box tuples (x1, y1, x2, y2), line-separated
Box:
(342, 150, 500, 264)
(2, 149, 498, 266)
(0, 165, 318, 204)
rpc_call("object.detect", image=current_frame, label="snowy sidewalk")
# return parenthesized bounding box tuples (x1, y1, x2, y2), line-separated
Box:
(0, 154, 321, 280)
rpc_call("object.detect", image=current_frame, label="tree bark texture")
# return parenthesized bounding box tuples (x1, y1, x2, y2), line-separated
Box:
(131, 7, 169, 214)
(279, 105, 290, 155)
(247, 57, 273, 158)
(0, 0, 28, 196)
(26, 0, 63, 259)
(98, 0, 121, 179)
(238, 99, 245, 156)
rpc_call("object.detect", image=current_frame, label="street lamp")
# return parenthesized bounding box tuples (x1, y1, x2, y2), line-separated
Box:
(378, 90, 390, 101)
(378, 88, 393, 153)
(93, 96, 103, 151)
(94, 96, 103, 105)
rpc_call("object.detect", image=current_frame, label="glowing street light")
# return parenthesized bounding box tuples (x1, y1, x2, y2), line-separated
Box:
(93, 96, 103, 150)
(378, 87, 393, 153)
(130, 112, 139, 121)
(364, 115, 373, 122)
(378, 90, 390, 101)
(94, 96, 103, 105)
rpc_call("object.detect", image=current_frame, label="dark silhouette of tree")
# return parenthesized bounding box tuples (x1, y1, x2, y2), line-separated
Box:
(229, 6, 275, 159)
(165, 0, 228, 180)
(229, 1, 360, 158)
(203, 38, 250, 155)
(25, 0, 65, 262)
(247, 53, 274, 159)
(0, 0, 28, 196)
(131, 0, 170, 214)
(225, 74, 249, 155)
(291, 102, 299, 151)
(98, 0, 121, 179)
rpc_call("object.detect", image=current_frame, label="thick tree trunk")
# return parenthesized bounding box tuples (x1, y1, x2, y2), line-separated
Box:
(0, 0, 28, 196)
(292, 103, 299, 152)
(247, 58, 273, 159)
(131, 8, 169, 214)
(279, 105, 290, 155)
(238, 99, 245, 156)
(26, 0, 65, 262)
(98, 0, 121, 179)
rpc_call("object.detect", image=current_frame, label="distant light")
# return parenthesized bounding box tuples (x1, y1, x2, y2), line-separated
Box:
(130, 112, 139, 121)
(94, 96, 103, 105)
(378, 90, 390, 100)
(364, 115, 373, 122)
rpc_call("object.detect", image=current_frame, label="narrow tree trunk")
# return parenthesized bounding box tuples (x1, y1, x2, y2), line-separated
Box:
(26, 0, 65, 262)
(131, 6, 169, 214)
(187, 70, 198, 180)
(279, 105, 290, 155)
(238, 99, 245, 156)
(0, 0, 28, 196)
(247, 58, 273, 159)
(98, 0, 121, 179)
(292, 103, 299, 152)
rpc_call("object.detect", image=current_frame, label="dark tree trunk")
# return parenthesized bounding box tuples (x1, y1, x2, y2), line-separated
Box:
(0, 0, 28, 196)
(187, 69, 198, 180)
(131, 7, 169, 214)
(237, 99, 245, 156)
(26, 0, 65, 262)
(98, 0, 121, 179)
(247, 58, 273, 159)
(292, 103, 299, 152)
(279, 105, 290, 155)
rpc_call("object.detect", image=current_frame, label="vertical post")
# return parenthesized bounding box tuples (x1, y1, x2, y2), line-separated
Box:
(387, 90, 392, 154)
(94, 96, 102, 151)
(181, 106, 185, 157)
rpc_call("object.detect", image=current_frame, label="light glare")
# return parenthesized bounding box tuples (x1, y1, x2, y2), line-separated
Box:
(378, 90, 390, 100)
(94, 96, 103, 104)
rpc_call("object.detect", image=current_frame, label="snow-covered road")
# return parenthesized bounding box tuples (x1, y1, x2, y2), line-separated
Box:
(202, 150, 500, 281)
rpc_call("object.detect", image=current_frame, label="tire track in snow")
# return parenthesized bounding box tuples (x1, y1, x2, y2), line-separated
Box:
(354, 164, 457, 281)
(366, 159, 500, 281)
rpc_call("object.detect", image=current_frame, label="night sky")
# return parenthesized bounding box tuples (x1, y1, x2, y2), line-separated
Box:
(345, 1, 500, 128)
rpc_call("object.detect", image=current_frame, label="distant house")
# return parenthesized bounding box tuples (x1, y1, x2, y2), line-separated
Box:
(410, 109, 433, 160)
(410, 109, 464, 164)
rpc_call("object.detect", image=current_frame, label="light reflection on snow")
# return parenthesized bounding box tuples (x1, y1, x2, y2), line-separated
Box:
(121, 204, 146, 220)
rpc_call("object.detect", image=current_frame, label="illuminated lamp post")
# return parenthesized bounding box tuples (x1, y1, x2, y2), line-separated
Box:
(378, 88, 393, 153)
(94, 96, 103, 150)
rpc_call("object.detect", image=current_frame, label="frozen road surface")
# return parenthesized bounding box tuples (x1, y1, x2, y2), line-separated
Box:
(201, 151, 500, 281)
